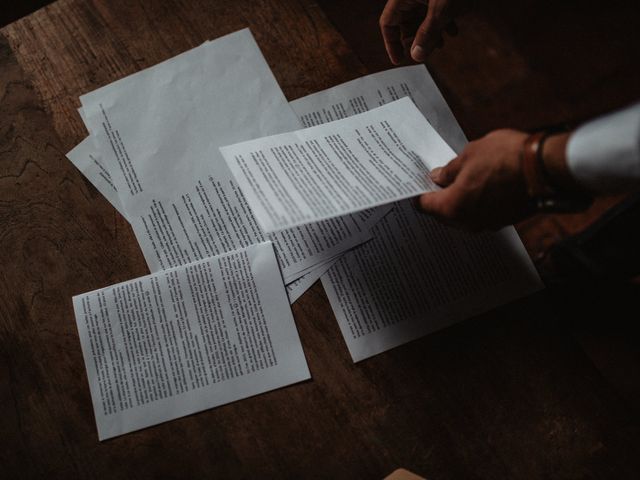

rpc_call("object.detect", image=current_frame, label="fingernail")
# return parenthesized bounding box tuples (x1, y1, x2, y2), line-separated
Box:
(411, 45, 425, 62)
(430, 167, 442, 182)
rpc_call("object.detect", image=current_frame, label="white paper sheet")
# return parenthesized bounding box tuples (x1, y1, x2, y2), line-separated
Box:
(221, 97, 455, 233)
(293, 66, 542, 361)
(286, 258, 338, 304)
(289, 64, 467, 154)
(285, 64, 463, 302)
(284, 205, 391, 303)
(322, 201, 543, 361)
(77, 29, 369, 281)
(67, 138, 127, 218)
(73, 241, 310, 440)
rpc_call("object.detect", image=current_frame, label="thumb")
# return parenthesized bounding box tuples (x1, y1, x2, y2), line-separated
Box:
(417, 188, 453, 217)
(430, 155, 463, 187)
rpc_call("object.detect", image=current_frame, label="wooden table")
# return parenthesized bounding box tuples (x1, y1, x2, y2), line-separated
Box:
(1, 0, 639, 478)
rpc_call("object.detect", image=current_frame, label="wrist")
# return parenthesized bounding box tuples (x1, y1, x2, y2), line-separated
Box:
(521, 130, 593, 213)
(541, 132, 585, 194)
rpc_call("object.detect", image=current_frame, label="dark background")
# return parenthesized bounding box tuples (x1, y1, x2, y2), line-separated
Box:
(0, 0, 54, 26)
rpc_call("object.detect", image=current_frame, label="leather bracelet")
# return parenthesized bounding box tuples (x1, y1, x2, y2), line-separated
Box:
(536, 131, 562, 191)
(521, 131, 555, 197)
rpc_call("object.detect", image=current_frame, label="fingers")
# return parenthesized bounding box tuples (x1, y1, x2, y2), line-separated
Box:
(430, 155, 464, 187)
(410, 1, 459, 61)
(411, 0, 452, 62)
(417, 188, 461, 224)
(379, 1, 406, 65)
(381, 0, 457, 64)
(418, 158, 474, 229)
(416, 189, 481, 231)
(381, 25, 405, 65)
(410, 12, 436, 62)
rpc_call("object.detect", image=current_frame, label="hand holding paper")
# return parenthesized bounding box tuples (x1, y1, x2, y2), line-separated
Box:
(220, 97, 456, 233)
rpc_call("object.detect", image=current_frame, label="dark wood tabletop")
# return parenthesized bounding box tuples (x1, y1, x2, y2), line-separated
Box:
(1, 0, 639, 478)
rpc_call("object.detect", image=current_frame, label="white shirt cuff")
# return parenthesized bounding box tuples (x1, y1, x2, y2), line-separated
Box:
(567, 102, 640, 193)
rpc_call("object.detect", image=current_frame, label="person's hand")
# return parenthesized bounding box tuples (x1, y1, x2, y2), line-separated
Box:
(417, 129, 533, 231)
(379, 0, 461, 64)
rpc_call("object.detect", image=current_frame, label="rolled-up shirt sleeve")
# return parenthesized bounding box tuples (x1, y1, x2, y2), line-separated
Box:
(567, 102, 640, 193)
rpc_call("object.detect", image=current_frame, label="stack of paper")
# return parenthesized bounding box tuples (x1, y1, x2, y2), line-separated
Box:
(68, 29, 541, 439)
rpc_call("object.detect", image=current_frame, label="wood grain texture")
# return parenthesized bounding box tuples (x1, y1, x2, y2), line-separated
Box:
(1, 0, 639, 478)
